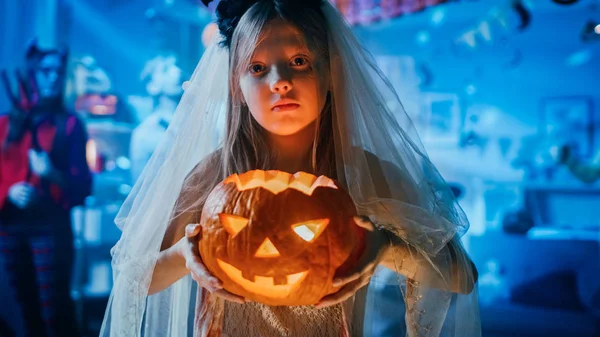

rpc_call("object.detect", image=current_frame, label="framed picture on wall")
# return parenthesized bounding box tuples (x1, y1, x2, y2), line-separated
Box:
(540, 96, 595, 158)
(419, 92, 462, 145)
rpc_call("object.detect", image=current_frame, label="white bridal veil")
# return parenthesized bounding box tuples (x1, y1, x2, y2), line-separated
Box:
(100, 1, 481, 336)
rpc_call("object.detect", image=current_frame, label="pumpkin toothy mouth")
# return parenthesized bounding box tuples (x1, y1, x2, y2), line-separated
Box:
(217, 259, 308, 298)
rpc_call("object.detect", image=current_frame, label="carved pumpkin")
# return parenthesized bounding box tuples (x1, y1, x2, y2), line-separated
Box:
(199, 170, 365, 306)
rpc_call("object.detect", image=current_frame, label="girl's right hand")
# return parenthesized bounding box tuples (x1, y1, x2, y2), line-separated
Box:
(179, 224, 245, 304)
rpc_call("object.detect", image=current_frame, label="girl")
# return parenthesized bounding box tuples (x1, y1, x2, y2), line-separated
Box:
(101, 1, 481, 336)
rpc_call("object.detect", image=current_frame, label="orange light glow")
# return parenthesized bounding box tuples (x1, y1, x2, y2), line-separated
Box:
(217, 259, 308, 299)
(219, 214, 249, 236)
(224, 170, 337, 195)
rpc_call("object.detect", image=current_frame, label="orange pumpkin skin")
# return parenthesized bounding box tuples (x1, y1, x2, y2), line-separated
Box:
(199, 170, 365, 306)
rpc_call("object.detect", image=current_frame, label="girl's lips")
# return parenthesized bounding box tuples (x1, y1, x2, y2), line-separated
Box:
(272, 103, 300, 112)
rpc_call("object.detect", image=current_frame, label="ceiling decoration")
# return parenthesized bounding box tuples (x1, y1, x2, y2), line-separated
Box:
(330, 0, 451, 25)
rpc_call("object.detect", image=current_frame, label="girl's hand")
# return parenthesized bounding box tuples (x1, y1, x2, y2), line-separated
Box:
(179, 224, 245, 304)
(315, 216, 390, 308)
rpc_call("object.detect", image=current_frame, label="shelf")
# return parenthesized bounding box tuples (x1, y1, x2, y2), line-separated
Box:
(527, 227, 600, 242)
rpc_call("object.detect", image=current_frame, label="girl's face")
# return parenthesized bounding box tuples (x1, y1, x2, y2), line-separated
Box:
(239, 20, 329, 136)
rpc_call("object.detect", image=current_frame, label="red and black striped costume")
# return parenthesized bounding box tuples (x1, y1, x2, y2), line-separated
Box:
(0, 111, 92, 337)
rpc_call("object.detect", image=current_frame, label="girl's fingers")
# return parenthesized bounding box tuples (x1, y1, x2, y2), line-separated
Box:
(213, 289, 245, 304)
(333, 261, 376, 287)
(334, 218, 381, 287)
(191, 271, 222, 291)
(316, 275, 371, 308)
(190, 270, 242, 303)
(185, 223, 202, 237)
(353, 216, 375, 231)
(333, 270, 362, 287)
(186, 256, 221, 288)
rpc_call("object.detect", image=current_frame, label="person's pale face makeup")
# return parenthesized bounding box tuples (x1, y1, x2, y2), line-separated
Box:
(35, 54, 65, 100)
(239, 21, 328, 137)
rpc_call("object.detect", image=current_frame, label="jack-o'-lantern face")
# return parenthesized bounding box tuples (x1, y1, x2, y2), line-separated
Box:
(199, 170, 364, 306)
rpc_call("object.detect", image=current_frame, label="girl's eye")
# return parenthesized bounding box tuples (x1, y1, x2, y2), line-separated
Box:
(249, 64, 266, 74)
(291, 57, 309, 67)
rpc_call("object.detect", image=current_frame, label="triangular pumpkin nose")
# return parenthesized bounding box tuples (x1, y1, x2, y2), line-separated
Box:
(254, 238, 280, 258)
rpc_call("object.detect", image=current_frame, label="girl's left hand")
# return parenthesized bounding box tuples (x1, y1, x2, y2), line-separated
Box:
(315, 216, 390, 308)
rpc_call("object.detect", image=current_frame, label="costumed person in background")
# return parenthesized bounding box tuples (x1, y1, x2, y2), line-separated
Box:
(101, 1, 480, 336)
(558, 145, 600, 184)
(129, 55, 184, 182)
(0, 41, 92, 337)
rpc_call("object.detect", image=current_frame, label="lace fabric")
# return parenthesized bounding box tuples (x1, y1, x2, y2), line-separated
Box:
(223, 301, 345, 337)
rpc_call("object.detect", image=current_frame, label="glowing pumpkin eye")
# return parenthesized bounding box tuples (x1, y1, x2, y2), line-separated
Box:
(219, 214, 249, 236)
(292, 219, 330, 242)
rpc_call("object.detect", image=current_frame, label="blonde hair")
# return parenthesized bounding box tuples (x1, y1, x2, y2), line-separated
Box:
(224, 1, 333, 176)
(174, 1, 335, 218)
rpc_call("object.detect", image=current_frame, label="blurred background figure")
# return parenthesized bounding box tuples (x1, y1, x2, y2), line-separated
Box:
(129, 54, 184, 182)
(70, 55, 137, 125)
(0, 41, 92, 337)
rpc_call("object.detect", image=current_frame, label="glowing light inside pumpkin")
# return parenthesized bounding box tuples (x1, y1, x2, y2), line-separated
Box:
(219, 214, 249, 236)
(217, 259, 308, 299)
(294, 226, 314, 241)
(254, 238, 280, 258)
(292, 219, 330, 242)
(224, 170, 338, 195)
